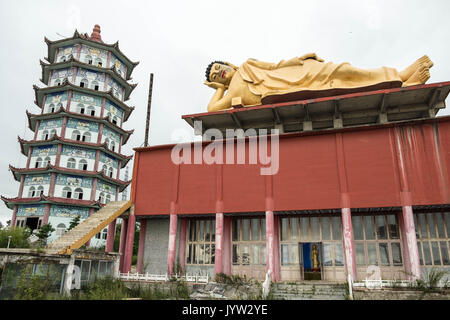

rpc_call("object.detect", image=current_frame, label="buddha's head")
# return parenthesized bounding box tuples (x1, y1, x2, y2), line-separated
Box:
(205, 61, 236, 86)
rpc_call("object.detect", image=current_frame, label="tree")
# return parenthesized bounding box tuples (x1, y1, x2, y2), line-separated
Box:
(68, 215, 81, 231)
(36, 223, 55, 246)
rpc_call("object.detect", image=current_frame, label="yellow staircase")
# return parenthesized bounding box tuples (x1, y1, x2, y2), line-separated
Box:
(45, 200, 132, 255)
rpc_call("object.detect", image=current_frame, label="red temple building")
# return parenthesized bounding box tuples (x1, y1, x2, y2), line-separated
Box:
(121, 81, 450, 283)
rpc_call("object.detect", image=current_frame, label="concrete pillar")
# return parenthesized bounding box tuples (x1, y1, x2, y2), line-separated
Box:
(105, 219, 116, 253)
(123, 212, 136, 273)
(214, 213, 224, 275)
(178, 218, 188, 274)
(266, 211, 280, 281)
(136, 219, 147, 274)
(341, 208, 357, 281)
(118, 218, 128, 272)
(400, 205, 421, 280)
(62, 256, 76, 297)
(223, 215, 232, 275)
(167, 214, 178, 274)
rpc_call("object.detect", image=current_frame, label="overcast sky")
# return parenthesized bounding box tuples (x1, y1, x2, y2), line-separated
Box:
(0, 0, 449, 225)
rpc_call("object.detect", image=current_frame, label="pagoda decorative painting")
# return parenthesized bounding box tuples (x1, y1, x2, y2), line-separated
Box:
(1, 25, 138, 246)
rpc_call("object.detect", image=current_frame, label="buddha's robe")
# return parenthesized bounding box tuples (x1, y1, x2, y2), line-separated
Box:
(238, 53, 402, 100)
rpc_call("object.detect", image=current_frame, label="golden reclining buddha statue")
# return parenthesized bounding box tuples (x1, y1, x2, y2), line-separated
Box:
(204, 53, 433, 112)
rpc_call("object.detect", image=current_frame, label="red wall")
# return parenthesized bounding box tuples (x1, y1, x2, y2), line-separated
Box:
(132, 117, 450, 216)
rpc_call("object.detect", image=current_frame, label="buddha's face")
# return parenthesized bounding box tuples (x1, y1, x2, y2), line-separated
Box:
(209, 63, 234, 85)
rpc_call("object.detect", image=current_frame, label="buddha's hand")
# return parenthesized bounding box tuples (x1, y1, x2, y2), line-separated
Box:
(204, 81, 226, 90)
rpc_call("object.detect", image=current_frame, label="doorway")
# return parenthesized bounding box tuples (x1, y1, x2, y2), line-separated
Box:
(299, 242, 323, 280)
(25, 217, 40, 231)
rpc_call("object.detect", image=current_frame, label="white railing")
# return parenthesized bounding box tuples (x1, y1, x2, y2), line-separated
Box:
(119, 272, 209, 283)
(353, 279, 412, 289)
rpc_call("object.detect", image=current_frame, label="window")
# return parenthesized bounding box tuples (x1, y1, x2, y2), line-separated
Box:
(54, 79, 61, 86)
(56, 223, 66, 236)
(415, 212, 450, 266)
(28, 186, 36, 198)
(95, 228, 108, 240)
(85, 55, 93, 65)
(50, 129, 56, 139)
(110, 141, 115, 152)
(74, 188, 83, 200)
(279, 215, 343, 267)
(104, 138, 110, 148)
(35, 157, 43, 168)
(88, 106, 95, 116)
(78, 159, 88, 171)
(112, 116, 118, 125)
(92, 81, 100, 91)
(352, 214, 403, 267)
(102, 164, 108, 174)
(57, 102, 63, 111)
(82, 132, 91, 142)
(232, 217, 265, 266)
(80, 79, 88, 88)
(77, 103, 85, 114)
(107, 167, 113, 178)
(48, 103, 55, 113)
(72, 130, 81, 141)
(67, 158, 76, 169)
(96, 58, 103, 67)
(60, 56, 66, 62)
(105, 194, 111, 204)
(41, 130, 49, 140)
(99, 192, 105, 204)
(62, 187, 72, 198)
(186, 219, 216, 265)
(44, 156, 51, 166)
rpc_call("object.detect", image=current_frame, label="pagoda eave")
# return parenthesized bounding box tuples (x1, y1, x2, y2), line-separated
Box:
(1, 195, 102, 210)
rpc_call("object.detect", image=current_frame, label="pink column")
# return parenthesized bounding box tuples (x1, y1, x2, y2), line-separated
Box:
(266, 211, 280, 281)
(400, 205, 421, 280)
(223, 216, 232, 275)
(105, 219, 116, 253)
(123, 211, 136, 273)
(42, 204, 50, 225)
(119, 218, 128, 272)
(341, 208, 357, 281)
(11, 205, 18, 227)
(167, 213, 178, 274)
(214, 213, 224, 274)
(136, 219, 147, 274)
(178, 218, 188, 274)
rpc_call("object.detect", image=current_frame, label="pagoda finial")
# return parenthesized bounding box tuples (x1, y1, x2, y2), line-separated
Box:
(89, 24, 102, 43)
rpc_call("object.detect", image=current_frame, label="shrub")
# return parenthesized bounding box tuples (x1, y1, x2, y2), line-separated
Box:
(0, 227, 31, 248)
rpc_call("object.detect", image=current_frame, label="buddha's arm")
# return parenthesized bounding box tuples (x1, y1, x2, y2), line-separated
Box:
(207, 86, 232, 112)
(246, 53, 324, 70)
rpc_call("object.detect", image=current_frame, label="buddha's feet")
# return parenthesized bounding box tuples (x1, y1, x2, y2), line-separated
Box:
(401, 55, 433, 86)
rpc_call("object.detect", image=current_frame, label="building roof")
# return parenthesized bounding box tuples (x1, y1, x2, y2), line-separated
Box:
(44, 26, 139, 79)
(26, 108, 134, 144)
(18, 135, 133, 168)
(33, 81, 135, 121)
(40, 58, 137, 99)
(182, 81, 450, 135)
(9, 165, 130, 192)
(1, 194, 103, 210)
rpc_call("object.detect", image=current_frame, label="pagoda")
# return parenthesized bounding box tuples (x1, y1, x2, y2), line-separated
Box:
(1, 25, 138, 247)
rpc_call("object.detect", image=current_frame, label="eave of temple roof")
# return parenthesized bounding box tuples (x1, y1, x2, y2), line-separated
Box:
(26, 108, 134, 144)
(18, 135, 133, 168)
(40, 58, 137, 100)
(33, 81, 135, 121)
(44, 29, 139, 79)
(1, 195, 102, 210)
(9, 164, 130, 192)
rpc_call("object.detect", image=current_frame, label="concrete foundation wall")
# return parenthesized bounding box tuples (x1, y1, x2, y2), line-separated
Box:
(143, 218, 169, 275)
(184, 265, 215, 279)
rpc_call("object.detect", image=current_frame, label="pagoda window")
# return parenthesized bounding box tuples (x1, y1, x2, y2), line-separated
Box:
(62, 187, 72, 198)
(112, 116, 118, 125)
(85, 55, 93, 65)
(80, 79, 89, 88)
(48, 104, 55, 113)
(79, 159, 88, 171)
(110, 141, 116, 152)
(77, 103, 85, 114)
(72, 130, 81, 141)
(104, 138, 110, 148)
(82, 132, 91, 142)
(67, 158, 76, 169)
(107, 167, 113, 178)
(60, 56, 66, 62)
(56, 223, 67, 236)
(35, 157, 43, 168)
(28, 186, 36, 198)
(37, 186, 44, 196)
(102, 164, 107, 173)
(92, 81, 100, 91)
(54, 79, 61, 86)
(96, 58, 103, 67)
(105, 194, 111, 204)
(50, 129, 57, 139)
(88, 106, 95, 116)
(42, 130, 49, 140)
(57, 103, 63, 111)
(44, 156, 51, 166)
(99, 192, 105, 203)
(74, 188, 83, 200)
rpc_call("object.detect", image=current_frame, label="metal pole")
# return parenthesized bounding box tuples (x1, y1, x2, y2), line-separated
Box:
(7, 236, 12, 248)
(144, 73, 154, 147)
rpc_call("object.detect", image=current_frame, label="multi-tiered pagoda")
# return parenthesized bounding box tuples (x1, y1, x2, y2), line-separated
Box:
(1, 25, 138, 247)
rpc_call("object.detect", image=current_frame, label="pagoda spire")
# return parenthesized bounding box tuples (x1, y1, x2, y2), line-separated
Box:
(89, 24, 103, 43)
